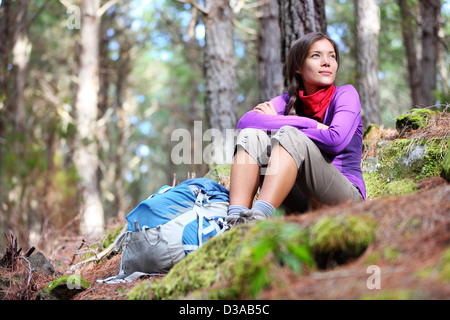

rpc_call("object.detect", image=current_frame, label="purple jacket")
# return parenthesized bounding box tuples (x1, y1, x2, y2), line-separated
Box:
(237, 84, 366, 199)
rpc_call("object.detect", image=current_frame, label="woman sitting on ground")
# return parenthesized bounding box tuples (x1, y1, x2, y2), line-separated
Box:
(226, 32, 366, 225)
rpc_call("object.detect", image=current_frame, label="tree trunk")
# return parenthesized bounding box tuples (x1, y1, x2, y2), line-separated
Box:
(12, 0, 31, 134)
(419, 0, 440, 107)
(397, 0, 426, 107)
(258, 0, 283, 101)
(278, 0, 327, 85)
(74, 0, 104, 237)
(355, 0, 380, 127)
(0, 0, 10, 110)
(203, 0, 237, 165)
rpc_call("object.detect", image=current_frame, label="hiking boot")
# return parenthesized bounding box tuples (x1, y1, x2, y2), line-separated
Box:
(225, 209, 268, 227)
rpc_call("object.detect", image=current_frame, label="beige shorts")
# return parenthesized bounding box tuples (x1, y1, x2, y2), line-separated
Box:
(235, 126, 362, 212)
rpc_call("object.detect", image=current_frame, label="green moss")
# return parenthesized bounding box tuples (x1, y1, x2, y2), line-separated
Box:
(127, 280, 152, 300)
(363, 171, 385, 199)
(83, 224, 124, 261)
(44, 275, 91, 291)
(38, 275, 91, 300)
(419, 138, 449, 179)
(100, 224, 124, 249)
(396, 108, 438, 132)
(382, 179, 417, 196)
(310, 215, 377, 257)
(150, 224, 249, 300)
(441, 149, 450, 182)
(362, 136, 449, 199)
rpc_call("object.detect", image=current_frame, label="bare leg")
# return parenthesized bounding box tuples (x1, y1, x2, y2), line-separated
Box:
(257, 144, 298, 209)
(229, 147, 260, 208)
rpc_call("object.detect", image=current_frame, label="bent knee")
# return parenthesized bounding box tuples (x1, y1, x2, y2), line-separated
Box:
(275, 126, 309, 144)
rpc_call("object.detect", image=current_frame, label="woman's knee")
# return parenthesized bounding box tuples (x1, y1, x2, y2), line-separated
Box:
(235, 128, 271, 166)
(273, 126, 312, 167)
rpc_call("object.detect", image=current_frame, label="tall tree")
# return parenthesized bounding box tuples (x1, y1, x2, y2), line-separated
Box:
(74, 0, 104, 236)
(11, 0, 31, 134)
(397, 0, 426, 107)
(278, 0, 327, 85)
(419, 0, 441, 107)
(355, 0, 380, 127)
(278, 0, 327, 63)
(203, 0, 238, 165)
(397, 0, 442, 108)
(258, 0, 283, 101)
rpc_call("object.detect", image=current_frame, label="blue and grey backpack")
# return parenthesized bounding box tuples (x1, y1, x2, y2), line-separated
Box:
(101, 178, 229, 283)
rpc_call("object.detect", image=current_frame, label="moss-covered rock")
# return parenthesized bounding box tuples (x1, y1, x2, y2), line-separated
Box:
(36, 274, 91, 300)
(363, 137, 449, 199)
(310, 214, 377, 268)
(135, 213, 377, 300)
(146, 220, 315, 300)
(127, 280, 152, 300)
(396, 108, 439, 133)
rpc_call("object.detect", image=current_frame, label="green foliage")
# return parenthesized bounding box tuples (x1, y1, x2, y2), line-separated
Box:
(232, 220, 313, 298)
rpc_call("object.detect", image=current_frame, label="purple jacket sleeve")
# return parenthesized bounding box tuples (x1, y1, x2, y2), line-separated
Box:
(237, 93, 318, 131)
(236, 85, 362, 155)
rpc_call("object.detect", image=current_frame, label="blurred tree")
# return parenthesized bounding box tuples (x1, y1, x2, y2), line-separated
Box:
(397, 0, 443, 108)
(203, 0, 238, 166)
(355, 0, 380, 127)
(74, 0, 104, 236)
(257, 0, 283, 101)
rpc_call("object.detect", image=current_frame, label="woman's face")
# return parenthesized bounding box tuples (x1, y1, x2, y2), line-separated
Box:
(298, 39, 338, 95)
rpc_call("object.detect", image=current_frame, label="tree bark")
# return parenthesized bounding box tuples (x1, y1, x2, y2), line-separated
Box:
(397, 0, 426, 107)
(278, 0, 327, 85)
(355, 0, 380, 127)
(278, 0, 327, 62)
(74, 0, 104, 236)
(203, 0, 237, 165)
(258, 0, 283, 101)
(419, 0, 440, 107)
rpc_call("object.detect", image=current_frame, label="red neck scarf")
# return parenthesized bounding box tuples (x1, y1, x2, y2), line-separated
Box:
(298, 84, 336, 122)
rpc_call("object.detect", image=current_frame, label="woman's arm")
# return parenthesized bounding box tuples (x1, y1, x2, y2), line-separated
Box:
(237, 94, 319, 131)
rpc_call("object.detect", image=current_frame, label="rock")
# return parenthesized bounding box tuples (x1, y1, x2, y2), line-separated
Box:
(396, 108, 438, 133)
(27, 251, 56, 275)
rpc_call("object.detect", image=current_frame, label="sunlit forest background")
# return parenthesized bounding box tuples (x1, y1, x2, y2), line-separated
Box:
(0, 0, 448, 249)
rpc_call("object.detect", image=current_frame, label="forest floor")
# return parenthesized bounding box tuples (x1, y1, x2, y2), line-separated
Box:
(1, 111, 450, 301)
(5, 178, 446, 301)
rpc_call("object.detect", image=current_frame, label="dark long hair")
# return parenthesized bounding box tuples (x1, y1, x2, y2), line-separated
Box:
(284, 32, 340, 116)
